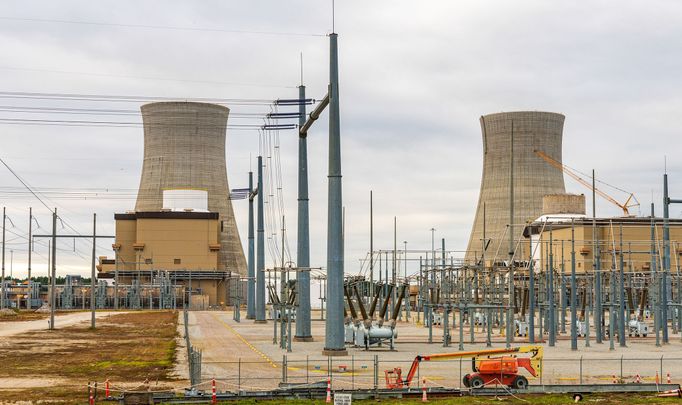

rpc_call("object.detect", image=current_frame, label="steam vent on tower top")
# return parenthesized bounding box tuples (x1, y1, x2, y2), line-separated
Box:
(135, 101, 247, 274)
(465, 111, 566, 264)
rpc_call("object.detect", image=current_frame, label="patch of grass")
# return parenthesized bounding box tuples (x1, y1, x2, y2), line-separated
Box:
(0, 310, 179, 382)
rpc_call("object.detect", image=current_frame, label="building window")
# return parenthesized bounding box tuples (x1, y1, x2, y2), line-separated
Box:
(174, 258, 181, 265)
(144, 258, 152, 265)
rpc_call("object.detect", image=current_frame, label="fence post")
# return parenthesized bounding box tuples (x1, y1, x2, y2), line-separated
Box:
(373, 355, 378, 390)
(306, 355, 309, 385)
(459, 357, 462, 389)
(661, 355, 664, 381)
(282, 355, 287, 383)
(238, 358, 241, 392)
(620, 355, 623, 382)
(352, 355, 355, 390)
(579, 356, 583, 384)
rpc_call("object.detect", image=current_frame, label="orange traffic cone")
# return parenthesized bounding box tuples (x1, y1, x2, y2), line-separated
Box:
(326, 377, 331, 403)
(656, 371, 660, 384)
(667, 372, 672, 384)
(635, 374, 641, 384)
(612, 374, 617, 384)
(422, 378, 427, 402)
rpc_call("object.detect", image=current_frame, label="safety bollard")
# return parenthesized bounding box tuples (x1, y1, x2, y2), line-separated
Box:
(668, 373, 672, 384)
(635, 374, 641, 384)
(656, 371, 660, 384)
(105, 379, 110, 398)
(326, 377, 331, 403)
(612, 374, 617, 384)
(211, 378, 216, 405)
(422, 378, 427, 402)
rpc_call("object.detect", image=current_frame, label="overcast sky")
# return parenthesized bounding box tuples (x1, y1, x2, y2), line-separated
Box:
(1, 0, 681, 279)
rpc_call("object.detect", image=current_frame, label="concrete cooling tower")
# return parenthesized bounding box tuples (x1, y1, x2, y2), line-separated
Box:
(135, 102, 247, 274)
(465, 111, 566, 264)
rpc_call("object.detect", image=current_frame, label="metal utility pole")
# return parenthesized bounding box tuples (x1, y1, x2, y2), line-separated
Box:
(50, 209, 57, 329)
(247, 171, 256, 320)
(295, 82, 312, 341)
(506, 121, 515, 349)
(1, 207, 5, 310)
(370, 191, 374, 286)
(323, 32, 347, 356)
(593, 169, 602, 343)
(28, 207, 32, 282)
(618, 223, 626, 347)
(570, 220, 577, 350)
(548, 225, 555, 346)
(663, 173, 682, 343)
(256, 156, 266, 323)
(528, 225, 535, 344)
(31, 211, 114, 329)
(651, 203, 661, 347)
(90, 213, 97, 328)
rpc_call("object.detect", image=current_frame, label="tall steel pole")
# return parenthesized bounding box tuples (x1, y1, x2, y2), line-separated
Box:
(323, 32, 346, 356)
(370, 191, 373, 287)
(549, 224, 555, 346)
(593, 169, 602, 343)
(662, 174, 670, 343)
(506, 121, 515, 348)
(49, 209, 57, 330)
(618, 221, 628, 347)
(295, 82, 312, 341)
(255, 156, 267, 323)
(1, 207, 5, 310)
(90, 213, 96, 329)
(570, 219, 578, 350)
(651, 203, 661, 347)
(246, 171, 256, 319)
(28, 207, 32, 282)
(528, 225, 535, 344)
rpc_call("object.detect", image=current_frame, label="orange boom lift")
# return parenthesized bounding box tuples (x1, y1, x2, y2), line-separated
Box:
(385, 345, 543, 390)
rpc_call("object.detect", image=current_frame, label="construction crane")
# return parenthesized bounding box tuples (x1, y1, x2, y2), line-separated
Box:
(384, 345, 543, 390)
(534, 150, 640, 216)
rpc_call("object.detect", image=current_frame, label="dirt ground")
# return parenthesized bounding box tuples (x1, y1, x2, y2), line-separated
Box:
(0, 311, 123, 337)
(181, 309, 682, 392)
(0, 311, 179, 404)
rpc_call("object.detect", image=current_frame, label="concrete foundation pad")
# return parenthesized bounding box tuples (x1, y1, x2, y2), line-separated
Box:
(322, 348, 348, 356)
(294, 336, 314, 342)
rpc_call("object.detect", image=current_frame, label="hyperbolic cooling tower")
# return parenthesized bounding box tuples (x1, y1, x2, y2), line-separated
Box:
(465, 111, 566, 263)
(135, 101, 247, 274)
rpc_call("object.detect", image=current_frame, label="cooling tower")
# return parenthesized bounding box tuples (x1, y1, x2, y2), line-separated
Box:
(135, 101, 247, 274)
(465, 111, 566, 263)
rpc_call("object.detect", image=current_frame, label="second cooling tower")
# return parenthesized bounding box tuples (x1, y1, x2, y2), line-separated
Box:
(135, 102, 247, 274)
(465, 111, 566, 263)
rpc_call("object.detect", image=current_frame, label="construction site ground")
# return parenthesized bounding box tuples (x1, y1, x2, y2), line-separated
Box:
(0, 310, 179, 404)
(179, 309, 682, 393)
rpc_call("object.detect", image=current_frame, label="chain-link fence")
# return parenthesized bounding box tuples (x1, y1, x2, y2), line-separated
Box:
(196, 355, 682, 393)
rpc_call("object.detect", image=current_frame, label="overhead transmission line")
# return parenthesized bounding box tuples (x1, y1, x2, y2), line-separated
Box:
(0, 16, 326, 37)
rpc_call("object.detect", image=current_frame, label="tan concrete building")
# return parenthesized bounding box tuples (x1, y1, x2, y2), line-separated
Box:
(526, 217, 682, 273)
(98, 210, 236, 307)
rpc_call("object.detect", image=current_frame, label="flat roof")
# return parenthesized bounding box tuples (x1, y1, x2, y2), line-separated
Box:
(115, 211, 219, 220)
(524, 216, 682, 237)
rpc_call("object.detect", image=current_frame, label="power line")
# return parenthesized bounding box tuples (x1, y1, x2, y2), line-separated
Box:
(0, 65, 297, 89)
(0, 16, 326, 37)
(0, 91, 276, 104)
